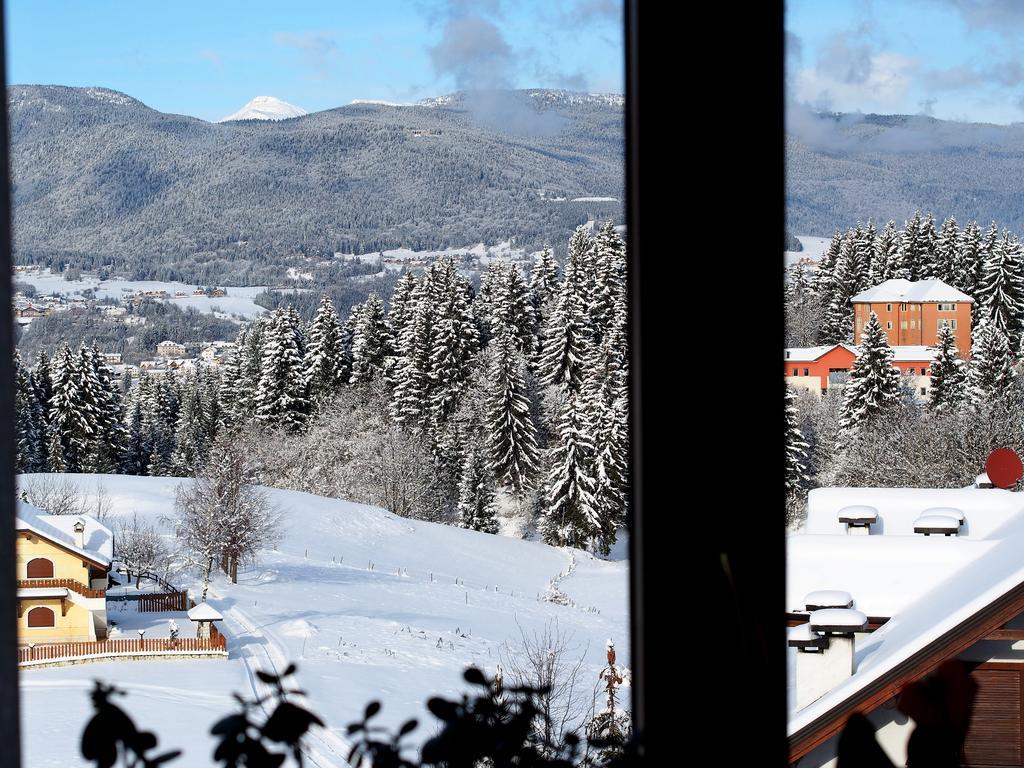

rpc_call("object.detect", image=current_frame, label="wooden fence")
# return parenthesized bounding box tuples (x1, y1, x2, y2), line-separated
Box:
(18, 628, 226, 665)
(17, 578, 105, 598)
(138, 591, 190, 612)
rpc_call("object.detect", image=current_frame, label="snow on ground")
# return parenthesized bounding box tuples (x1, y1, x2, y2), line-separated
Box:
(18, 474, 630, 768)
(15, 273, 268, 319)
(784, 235, 831, 267)
(373, 241, 544, 271)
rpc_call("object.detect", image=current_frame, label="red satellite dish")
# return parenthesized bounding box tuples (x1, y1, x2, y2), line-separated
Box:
(986, 448, 1024, 490)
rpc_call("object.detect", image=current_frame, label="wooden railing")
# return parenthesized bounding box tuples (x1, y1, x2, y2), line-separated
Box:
(138, 591, 189, 612)
(17, 578, 105, 598)
(18, 632, 227, 665)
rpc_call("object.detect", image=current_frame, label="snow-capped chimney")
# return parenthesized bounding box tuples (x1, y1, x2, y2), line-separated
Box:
(976, 472, 994, 489)
(73, 519, 86, 549)
(837, 505, 877, 535)
(789, 606, 867, 711)
(914, 509, 963, 537)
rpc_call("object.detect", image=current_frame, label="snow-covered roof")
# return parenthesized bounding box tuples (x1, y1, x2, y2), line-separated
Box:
(784, 344, 858, 362)
(850, 279, 974, 304)
(17, 587, 69, 599)
(887, 346, 937, 363)
(15, 503, 112, 566)
(803, 590, 853, 610)
(788, 485, 1024, 737)
(187, 603, 223, 621)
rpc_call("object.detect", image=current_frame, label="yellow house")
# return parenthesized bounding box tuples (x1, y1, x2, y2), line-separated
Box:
(16, 503, 112, 644)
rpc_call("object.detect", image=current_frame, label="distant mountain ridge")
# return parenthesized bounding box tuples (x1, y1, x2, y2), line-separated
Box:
(786, 109, 1024, 236)
(8, 85, 623, 284)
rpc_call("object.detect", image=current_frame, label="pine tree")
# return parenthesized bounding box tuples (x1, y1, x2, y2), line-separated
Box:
(967, 320, 1015, 409)
(838, 312, 901, 435)
(537, 235, 593, 392)
(874, 221, 901, 282)
(978, 231, 1024, 352)
(539, 387, 600, 550)
(456, 444, 499, 534)
(171, 371, 211, 475)
(484, 330, 541, 494)
(592, 221, 627, 346)
(918, 212, 939, 278)
(82, 344, 125, 473)
(584, 338, 628, 554)
(820, 235, 857, 344)
(934, 216, 960, 285)
(14, 353, 42, 473)
(304, 293, 349, 409)
(928, 323, 967, 412)
(350, 293, 391, 384)
(900, 211, 924, 280)
(954, 220, 983, 298)
(530, 246, 560, 309)
(47, 343, 93, 472)
(785, 385, 810, 494)
(255, 308, 310, 431)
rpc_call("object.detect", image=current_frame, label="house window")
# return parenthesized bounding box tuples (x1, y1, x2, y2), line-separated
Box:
(910, 320, 916, 329)
(920, 388, 927, 396)
(938, 319, 958, 330)
(856, 319, 863, 331)
(887, 303, 892, 312)
(909, 368, 916, 375)
(792, 368, 798, 376)
(803, 368, 809, 376)
(901, 321, 908, 330)
(887, 321, 893, 330)
(26, 558, 53, 579)
(27, 606, 54, 628)
(785, 351, 790, 359)
(938, 303, 957, 311)
(901, 303, 907, 310)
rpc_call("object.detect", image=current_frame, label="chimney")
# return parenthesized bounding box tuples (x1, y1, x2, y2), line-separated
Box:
(789, 602, 867, 711)
(73, 519, 86, 550)
(914, 508, 963, 537)
(976, 472, 994, 489)
(837, 505, 877, 535)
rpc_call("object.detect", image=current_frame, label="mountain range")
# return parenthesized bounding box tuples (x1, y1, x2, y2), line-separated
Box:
(218, 96, 308, 123)
(787, 109, 1024, 237)
(8, 85, 624, 284)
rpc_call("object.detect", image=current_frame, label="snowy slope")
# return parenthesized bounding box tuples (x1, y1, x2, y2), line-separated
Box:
(18, 474, 629, 768)
(218, 96, 307, 123)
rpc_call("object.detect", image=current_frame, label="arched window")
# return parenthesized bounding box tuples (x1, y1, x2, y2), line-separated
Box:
(25, 559, 53, 579)
(26, 607, 54, 628)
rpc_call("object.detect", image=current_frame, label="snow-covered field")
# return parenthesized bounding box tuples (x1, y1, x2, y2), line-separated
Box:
(18, 474, 629, 768)
(784, 235, 831, 267)
(15, 273, 269, 319)
(370, 241, 544, 270)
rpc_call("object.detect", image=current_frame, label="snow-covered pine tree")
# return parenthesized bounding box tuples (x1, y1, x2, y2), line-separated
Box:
(838, 311, 902, 435)
(820, 235, 857, 344)
(848, 223, 873, 293)
(876, 220, 903, 281)
(456, 442, 499, 534)
(934, 216, 960, 285)
(918, 212, 939, 278)
(425, 259, 480, 438)
(539, 387, 600, 550)
(82, 343, 125, 473)
(592, 221, 627, 346)
(255, 308, 310, 432)
(900, 211, 924, 281)
(304, 293, 349, 409)
(47, 343, 92, 472)
(171, 371, 211, 475)
(350, 293, 392, 384)
(980, 231, 1024, 351)
(31, 350, 52, 470)
(954, 220, 984, 298)
(386, 271, 418, 358)
(928, 323, 967, 412)
(14, 353, 42, 473)
(813, 231, 844, 296)
(537, 233, 593, 392)
(967, 320, 1015, 410)
(785, 384, 810, 493)
(390, 276, 434, 434)
(583, 337, 628, 555)
(530, 246, 560, 311)
(484, 329, 541, 494)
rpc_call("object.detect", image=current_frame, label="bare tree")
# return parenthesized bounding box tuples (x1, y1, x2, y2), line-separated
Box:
(114, 513, 170, 588)
(174, 433, 280, 599)
(20, 475, 89, 516)
(499, 618, 591, 757)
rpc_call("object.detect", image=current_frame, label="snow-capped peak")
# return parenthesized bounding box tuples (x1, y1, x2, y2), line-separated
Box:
(218, 96, 307, 123)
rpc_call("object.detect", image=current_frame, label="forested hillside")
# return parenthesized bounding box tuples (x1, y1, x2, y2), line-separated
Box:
(9, 86, 623, 284)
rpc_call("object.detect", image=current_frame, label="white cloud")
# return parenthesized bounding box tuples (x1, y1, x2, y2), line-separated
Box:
(794, 52, 918, 114)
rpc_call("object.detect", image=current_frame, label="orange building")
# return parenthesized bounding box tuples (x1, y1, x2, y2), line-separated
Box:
(850, 279, 973, 358)
(785, 344, 936, 399)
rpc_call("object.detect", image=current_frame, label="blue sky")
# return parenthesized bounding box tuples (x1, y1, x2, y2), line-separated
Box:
(787, 0, 1024, 124)
(5, 0, 624, 122)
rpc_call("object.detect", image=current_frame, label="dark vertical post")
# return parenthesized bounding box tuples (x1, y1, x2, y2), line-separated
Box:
(0, 2, 21, 764)
(623, 0, 646, 758)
